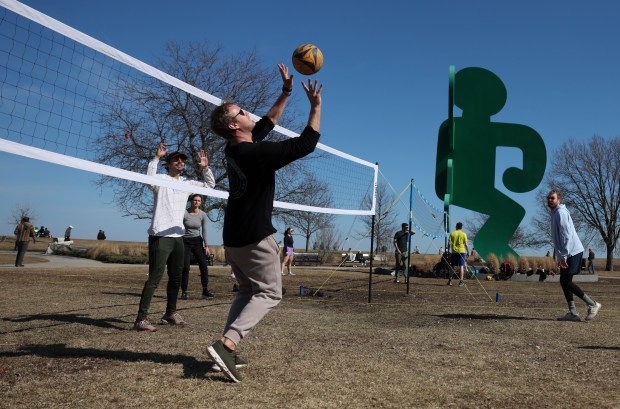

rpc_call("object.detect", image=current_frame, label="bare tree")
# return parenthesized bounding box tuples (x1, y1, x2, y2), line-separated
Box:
(93, 41, 302, 222)
(8, 203, 37, 225)
(356, 182, 397, 256)
(276, 175, 335, 251)
(466, 212, 544, 251)
(313, 224, 343, 262)
(533, 135, 620, 270)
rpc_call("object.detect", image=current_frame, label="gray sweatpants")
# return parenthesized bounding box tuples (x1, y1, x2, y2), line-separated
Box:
(223, 235, 282, 346)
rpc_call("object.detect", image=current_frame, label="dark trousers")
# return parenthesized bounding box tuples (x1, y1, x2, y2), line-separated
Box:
(15, 241, 29, 266)
(559, 252, 585, 303)
(137, 236, 184, 319)
(181, 236, 209, 293)
(394, 252, 408, 276)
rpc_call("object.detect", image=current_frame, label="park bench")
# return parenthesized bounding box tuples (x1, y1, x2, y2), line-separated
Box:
(293, 252, 321, 266)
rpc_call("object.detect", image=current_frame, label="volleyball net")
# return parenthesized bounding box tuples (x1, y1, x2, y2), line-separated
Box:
(0, 0, 377, 216)
(411, 181, 447, 240)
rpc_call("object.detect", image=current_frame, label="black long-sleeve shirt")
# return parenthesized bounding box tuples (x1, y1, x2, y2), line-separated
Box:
(223, 116, 320, 247)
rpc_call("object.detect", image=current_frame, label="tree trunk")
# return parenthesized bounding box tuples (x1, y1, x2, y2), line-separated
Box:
(605, 243, 614, 271)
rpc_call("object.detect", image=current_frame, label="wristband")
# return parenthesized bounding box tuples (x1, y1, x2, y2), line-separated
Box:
(282, 85, 292, 95)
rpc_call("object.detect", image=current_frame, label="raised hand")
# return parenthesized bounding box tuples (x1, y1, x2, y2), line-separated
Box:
(302, 79, 323, 132)
(278, 63, 294, 91)
(156, 142, 168, 159)
(198, 149, 209, 168)
(301, 78, 323, 107)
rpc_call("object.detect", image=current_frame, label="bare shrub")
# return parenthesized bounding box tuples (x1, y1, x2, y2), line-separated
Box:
(213, 245, 226, 263)
(544, 257, 557, 271)
(507, 254, 519, 271)
(87, 243, 117, 260)
(87, 242, 147, 260)
(486, 253, 499, 273)
(519, 256, 531, 271)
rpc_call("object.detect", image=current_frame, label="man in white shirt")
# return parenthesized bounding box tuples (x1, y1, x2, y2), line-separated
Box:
(133, 142, 215, 332)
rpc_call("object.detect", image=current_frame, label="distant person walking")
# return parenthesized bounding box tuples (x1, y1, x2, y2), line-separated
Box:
(448, 222, 469, 287)
(281, 227, 295, 276)
(14, 216, 36, 267)
(393, 223, 415, 283)
(547, 190, 601, 321)
(133, 143, 215, 332)
(64, 225, 73, 241)
(180, 194, 214, 300)
(587, 248, 595, 274)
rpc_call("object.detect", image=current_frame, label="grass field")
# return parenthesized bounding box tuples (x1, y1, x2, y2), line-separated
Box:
(1, 260, 619, 408)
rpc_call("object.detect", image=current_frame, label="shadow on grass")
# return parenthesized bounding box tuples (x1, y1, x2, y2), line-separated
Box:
(0, 343, 230, 381)
(436, 313, 546, 321)
(1, 301, 231, 334)
(2, 313, 128, 332)
(101, 291, 170, 299)
(578, 345, 620, 351)
(101, 291, 143, 297)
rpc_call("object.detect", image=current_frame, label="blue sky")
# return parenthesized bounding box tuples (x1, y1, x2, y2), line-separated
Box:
(1, 0, 619, 255)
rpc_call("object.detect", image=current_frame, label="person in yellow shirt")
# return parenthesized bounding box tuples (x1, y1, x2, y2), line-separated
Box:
(448, 222, 469, 287)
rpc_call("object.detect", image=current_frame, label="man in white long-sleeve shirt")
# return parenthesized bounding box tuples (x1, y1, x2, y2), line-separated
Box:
(548, 189, 601, 322)
(134, 142, 215, 332)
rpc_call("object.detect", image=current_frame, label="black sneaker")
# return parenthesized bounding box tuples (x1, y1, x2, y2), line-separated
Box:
(180, 292, 188, 300)
(202, 290, 215, 300)
(206, 340, 242, 382)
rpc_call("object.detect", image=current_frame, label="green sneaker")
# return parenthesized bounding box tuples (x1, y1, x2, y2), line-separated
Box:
(207, 340, 243, 382)
(234, 354, 247, 368)
(211, 352, 247, 372)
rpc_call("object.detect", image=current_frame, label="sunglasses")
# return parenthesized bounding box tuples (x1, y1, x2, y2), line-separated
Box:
(231, 108, 245, 120)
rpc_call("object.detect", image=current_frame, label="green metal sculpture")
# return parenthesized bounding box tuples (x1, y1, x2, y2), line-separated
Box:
(436, 67, 546, 261)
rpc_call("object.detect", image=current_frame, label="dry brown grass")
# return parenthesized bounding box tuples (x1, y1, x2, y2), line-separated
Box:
(519, 255, 531, 271)
(86, 242, 148, 259)
(1, 263, 619, 408)
(486, 253, 500, 273)
(506, 254, 519, 270)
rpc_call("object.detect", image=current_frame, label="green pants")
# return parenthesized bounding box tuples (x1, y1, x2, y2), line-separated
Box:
(394, 252, 409, 278)
(137, 236, 184, 319)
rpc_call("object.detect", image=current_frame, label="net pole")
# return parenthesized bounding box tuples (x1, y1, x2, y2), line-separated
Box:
(406, 178, 413, 295)
(368, 213, 376, 304)
(444, 65, 455, 253)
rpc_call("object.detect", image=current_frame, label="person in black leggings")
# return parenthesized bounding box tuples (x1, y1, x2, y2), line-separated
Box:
(547, 190, 601, 321)
(180, 194, 214, 300)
